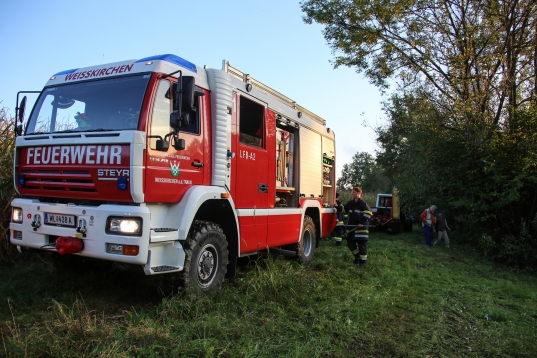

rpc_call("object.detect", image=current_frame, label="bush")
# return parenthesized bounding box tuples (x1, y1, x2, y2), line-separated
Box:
(0, 107, 18, 263)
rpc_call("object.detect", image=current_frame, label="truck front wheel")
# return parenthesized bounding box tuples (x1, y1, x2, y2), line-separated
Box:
(297, 215, 316, 265)
(180, 221, 228, 295)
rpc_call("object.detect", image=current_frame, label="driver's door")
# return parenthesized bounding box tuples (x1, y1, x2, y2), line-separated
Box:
(144, 78, 204, 202)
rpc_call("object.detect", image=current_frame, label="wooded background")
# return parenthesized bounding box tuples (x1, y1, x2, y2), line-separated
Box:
(306, 0, 537, 268)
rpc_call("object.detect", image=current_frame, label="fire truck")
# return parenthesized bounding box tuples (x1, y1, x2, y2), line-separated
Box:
(10, 54, 337, 293)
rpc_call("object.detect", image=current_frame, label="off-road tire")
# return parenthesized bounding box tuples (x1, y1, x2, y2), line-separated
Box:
(179, 221, 228, 295)
(297, 215, 316, 265)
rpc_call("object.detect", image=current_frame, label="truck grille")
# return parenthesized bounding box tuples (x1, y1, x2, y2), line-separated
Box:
(22, 170, 96, 192)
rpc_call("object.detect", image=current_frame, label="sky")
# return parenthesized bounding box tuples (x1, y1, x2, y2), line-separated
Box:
(0, 0, 387, 177)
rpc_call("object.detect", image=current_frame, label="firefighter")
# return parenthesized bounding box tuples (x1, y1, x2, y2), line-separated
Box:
(344, 187, 373, 266)
(333, 192, 344, 246)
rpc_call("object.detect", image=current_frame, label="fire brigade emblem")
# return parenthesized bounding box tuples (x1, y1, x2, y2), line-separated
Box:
(170, 161, 180, 177)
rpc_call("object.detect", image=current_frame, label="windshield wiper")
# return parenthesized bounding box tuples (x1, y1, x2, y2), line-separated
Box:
(83, 128, 115, 132)
(54, 130, 79, 134)
(27, 131, 51, 135)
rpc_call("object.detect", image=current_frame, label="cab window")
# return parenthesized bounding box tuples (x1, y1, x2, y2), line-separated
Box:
(239, 96, 264, 148)
(149, 80, 171, 150)
(150, 80, 201, 150)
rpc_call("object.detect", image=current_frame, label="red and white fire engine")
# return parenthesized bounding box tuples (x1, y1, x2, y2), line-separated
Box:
(10, 54, 337, 293)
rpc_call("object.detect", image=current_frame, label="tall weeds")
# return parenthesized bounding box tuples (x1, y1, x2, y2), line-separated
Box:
(0, 107, 18, 263)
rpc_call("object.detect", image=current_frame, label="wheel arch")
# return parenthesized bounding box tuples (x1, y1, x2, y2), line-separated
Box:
(160, 186, 239, 258)
(303, 205, 321, 246)
(193, 199, 239, 259)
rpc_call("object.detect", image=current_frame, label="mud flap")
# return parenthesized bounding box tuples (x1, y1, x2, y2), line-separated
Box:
(226, 254, 237, 279)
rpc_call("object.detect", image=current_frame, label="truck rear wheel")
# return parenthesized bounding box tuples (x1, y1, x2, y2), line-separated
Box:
(179, 221, 228, 295)
(297, 215, 316, 265)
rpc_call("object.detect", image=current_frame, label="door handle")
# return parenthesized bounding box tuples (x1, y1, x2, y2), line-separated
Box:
(259, 183, 268, 193)
(191, 161, 204, 168)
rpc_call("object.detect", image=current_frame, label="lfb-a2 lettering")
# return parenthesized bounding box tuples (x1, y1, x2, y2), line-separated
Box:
(239, 150, 256, 161)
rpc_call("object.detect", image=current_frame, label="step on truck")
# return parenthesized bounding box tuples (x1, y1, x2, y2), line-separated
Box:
(10, 54, 337, 293)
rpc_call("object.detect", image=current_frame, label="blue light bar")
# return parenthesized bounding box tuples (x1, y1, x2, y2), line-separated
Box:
(53, 68, 79, 76)
(136, 54, 197, 73)
(117, 176, 128, 191)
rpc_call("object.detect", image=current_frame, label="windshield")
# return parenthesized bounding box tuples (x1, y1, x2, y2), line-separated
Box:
(26, 74, 151, 134)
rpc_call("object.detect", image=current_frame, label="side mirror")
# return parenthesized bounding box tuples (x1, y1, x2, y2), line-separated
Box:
(16, 124, 23, 136)
(18, 96, 27, 123)
(156, 139, 169, 151)
(170, 112, 190, 129)
(182, 76, 195, 111)
(172, 136, 185, 151)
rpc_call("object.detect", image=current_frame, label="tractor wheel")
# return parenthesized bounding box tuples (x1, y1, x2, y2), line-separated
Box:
(179, 221, 228, 295)
(297, 215, 316, 265)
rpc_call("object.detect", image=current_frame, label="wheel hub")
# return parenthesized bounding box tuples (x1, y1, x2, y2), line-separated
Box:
(198, 249, 215, 281)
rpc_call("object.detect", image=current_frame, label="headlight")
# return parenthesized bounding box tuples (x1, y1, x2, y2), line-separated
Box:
(106, 217, 142, 235)
(12, 208, 23, 223)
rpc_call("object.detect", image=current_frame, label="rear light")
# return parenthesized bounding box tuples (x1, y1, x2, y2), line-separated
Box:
(12, 208, 23, 223)
(106, 243, 139, 256)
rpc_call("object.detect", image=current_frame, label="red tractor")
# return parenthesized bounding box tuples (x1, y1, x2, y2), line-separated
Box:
(370, 189, 410, 234)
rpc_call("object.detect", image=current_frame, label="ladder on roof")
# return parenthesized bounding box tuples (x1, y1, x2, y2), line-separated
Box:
(222, 60, 326, 126)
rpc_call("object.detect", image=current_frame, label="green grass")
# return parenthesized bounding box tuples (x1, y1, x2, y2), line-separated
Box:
(1, 231, 536, 357)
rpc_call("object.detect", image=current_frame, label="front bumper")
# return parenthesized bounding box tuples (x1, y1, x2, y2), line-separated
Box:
(10, 198, 151, 265)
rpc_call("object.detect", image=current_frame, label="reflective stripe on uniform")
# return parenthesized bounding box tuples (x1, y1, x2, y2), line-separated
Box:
(352, 249, 360, 255)
(354, 234, 369, 239)
(359, 255, 367, 259)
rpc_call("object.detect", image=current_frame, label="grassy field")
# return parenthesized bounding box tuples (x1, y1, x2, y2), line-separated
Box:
(1, 230, 536, 357)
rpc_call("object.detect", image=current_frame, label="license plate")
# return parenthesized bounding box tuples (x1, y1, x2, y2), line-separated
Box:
(44, 213, 76, 227)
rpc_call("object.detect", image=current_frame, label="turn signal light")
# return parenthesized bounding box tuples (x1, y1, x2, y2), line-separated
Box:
(123, 245, 139, 256)
(106, 243, 139, 256)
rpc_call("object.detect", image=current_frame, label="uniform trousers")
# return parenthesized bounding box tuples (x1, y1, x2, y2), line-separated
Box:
(347, 238, 367, 266)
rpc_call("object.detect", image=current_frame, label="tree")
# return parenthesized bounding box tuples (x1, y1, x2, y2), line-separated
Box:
(376, 91, 537, 268)
(337, 151, 390, 192)
(301, 0, 537, 144)
(302, 0, 537, 267)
